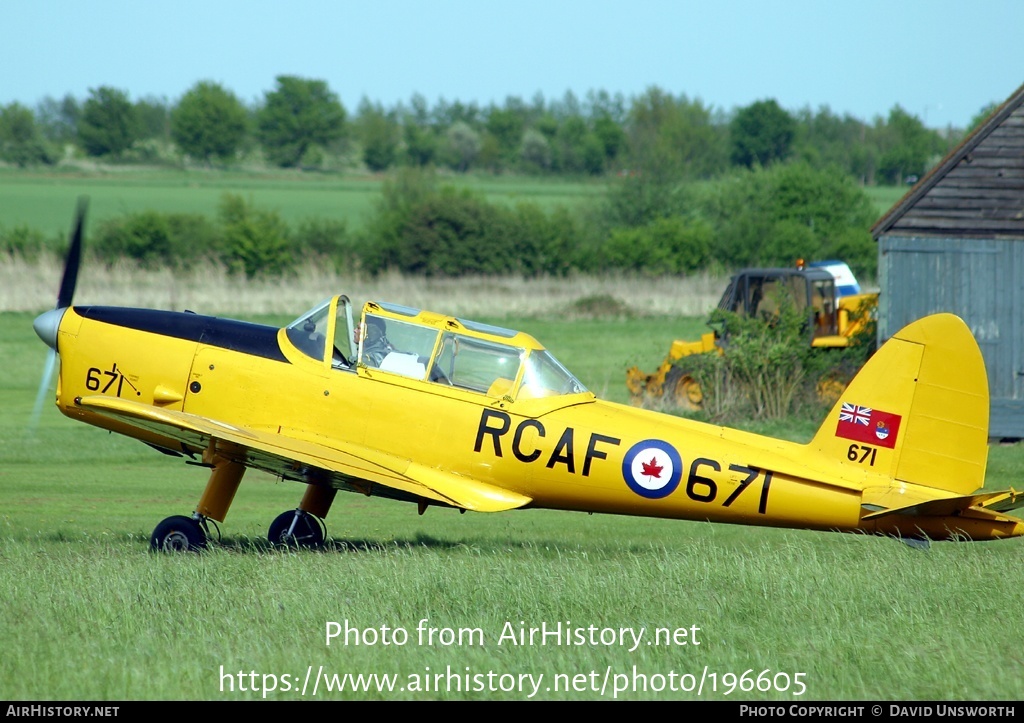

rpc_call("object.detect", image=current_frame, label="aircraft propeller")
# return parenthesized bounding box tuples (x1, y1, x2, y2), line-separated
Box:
(57, 196, 87, 309)
(29, 197, 88, 432)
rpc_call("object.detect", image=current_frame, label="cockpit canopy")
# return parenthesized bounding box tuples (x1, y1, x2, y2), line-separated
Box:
(285, 295, 357, 369)
(285, 297, 588, 402)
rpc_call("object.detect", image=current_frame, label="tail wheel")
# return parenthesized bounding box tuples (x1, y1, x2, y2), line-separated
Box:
(664, 367, 703, 411)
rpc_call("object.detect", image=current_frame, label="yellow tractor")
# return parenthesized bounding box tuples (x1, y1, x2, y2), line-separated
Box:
(626, 261, 878, 409)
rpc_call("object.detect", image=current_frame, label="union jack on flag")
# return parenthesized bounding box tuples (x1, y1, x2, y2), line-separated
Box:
(839, 403, 871, 425)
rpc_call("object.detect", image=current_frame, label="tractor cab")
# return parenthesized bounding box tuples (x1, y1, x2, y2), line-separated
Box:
(714, 266, 840, 343)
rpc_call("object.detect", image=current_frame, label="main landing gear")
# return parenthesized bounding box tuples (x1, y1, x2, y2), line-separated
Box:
(149, 441, 338, 553)
(268, 484, 337, 550)
(150, 514, 208, 552)
(268, 510, 326, 549)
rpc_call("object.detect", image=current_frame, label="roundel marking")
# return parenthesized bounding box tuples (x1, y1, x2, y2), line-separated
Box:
(622, 439, 683, 499)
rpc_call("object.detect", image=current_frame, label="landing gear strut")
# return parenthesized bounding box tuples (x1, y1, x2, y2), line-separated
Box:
(150, 442, 243, 554)
(268, 484, 336, 549)
(268, 510, 326, 549)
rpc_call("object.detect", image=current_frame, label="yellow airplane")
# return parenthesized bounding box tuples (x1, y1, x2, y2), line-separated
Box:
(32, 203, 1024, 551)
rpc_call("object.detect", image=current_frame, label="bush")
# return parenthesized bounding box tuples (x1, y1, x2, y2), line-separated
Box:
(217, 193, 292, 278)
(165, 213, 222, 265)
(94, 211, 172, 268)
(696, 161, 878, 278)
(685, 300, 876, 424)
(293, 217, 361, 272)
(393, 187, 506, 276)
(504, 203, 578, 276)
(590, 215, 711, 274)
(360, 168, 582, 277)
(0, 224, 53, 260)
(93, 211, 219, 268)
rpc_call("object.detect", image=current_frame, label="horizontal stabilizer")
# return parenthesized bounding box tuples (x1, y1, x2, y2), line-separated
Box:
(862, 488, 1024, 520)
(976, 488, 1024, 513)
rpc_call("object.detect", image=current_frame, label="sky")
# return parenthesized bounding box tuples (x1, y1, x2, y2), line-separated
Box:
(2, 0, 1022, 130)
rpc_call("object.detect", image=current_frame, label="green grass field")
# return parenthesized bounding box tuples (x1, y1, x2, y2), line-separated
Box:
(864, 185, 909, 216)
(0, 167, 901, 238)
(2, 311, 1023, 701)
(0, 168, 605, 237)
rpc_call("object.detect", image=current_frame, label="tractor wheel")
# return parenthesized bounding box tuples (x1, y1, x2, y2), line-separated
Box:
(663, 367, 703, 411)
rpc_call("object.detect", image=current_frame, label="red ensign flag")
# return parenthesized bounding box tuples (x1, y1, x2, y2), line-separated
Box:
(835, 403, 902, 449)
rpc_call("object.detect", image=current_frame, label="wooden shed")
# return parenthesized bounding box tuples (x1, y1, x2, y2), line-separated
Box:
(872, 82, 1024, 438)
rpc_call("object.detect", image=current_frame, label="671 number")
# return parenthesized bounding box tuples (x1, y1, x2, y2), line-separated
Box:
(85, 363, 127, 396)
(847, 444, 877, 466)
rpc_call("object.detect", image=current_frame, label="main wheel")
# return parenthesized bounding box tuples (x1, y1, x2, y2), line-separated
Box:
(663, 367, 703, 411)
(269, 510, 325, 549)
(150, 515, 207, 553)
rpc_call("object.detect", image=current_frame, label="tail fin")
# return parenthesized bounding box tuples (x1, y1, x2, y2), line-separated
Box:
(809, 313, 989, 495)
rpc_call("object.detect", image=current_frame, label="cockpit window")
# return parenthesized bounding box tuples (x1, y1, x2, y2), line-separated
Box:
(359, 314, 440, 380)
(520, 350, 588, 399)
(431, 333, 524, 396)
(286, 298, 331, 361)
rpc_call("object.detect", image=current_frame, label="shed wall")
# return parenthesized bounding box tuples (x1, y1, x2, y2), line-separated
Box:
(879, 234, 1024, 437)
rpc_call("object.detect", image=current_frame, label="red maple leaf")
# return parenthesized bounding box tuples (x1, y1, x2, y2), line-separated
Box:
(641, 457, 663, 478)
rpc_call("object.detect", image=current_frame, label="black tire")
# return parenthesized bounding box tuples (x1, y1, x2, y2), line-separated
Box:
(150, 515, 207, 553)
(663, 367, 703, 411)
(269, 510, 325, 549)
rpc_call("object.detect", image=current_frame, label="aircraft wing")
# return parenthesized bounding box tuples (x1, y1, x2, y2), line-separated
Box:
(77, 396, 532, 513)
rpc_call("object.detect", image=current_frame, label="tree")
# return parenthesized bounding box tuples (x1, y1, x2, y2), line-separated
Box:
(394, 187, 503, 275)
(968, 101, 1001, 132)
(698, 161, 877, 277)
(626, 86, 727, 180)
(0, 103, 54, 166)
(485, 99, 527, 168)
(256, 76, 347, 168)
(730, 98, 796, 168)
(551, 115, 590, 174)
(600, 88, 725, 229)
(443, 121, 481, 172)
(520, 128, 551, 172)
(592, 113, 626, 169)
(78, 86, 139, 158)
(432, 98, 480, 131)
(401, 93, 437, 167)
(792, 105, 875, 182)
(354, 97, 399, 172)
(171, 81, 248, 164)
(875, 105, 944, 184)
(135, 95, 170, 140)
(403, 122, 437, 167)
(35, 94, 79, 145)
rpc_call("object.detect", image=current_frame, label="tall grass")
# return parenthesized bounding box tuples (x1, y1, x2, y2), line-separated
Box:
(1, 255, 726, 318)
(1, 532, 1022, 700)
